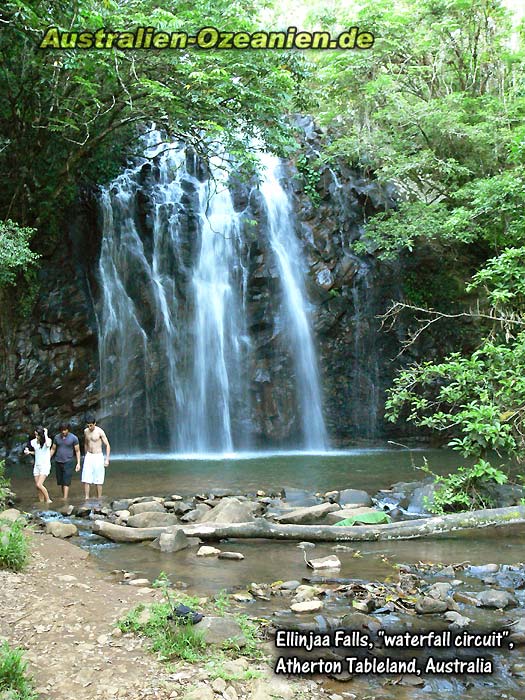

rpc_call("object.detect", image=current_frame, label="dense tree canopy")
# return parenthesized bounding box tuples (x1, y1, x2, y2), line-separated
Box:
(307, 0, 525, 506)
(0, 0, 307, 237)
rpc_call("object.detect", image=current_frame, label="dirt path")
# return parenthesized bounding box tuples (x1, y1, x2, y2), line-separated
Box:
(0, 532, 179, 699)
(0, 532, 324, 700)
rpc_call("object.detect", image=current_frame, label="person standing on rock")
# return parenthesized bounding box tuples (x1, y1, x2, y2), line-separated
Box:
(50, 422, 81, 500)
(82, 415, 111, 500)
(24, 426, 53, 503)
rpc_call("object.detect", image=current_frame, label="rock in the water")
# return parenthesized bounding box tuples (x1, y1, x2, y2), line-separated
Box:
(193, 616, 246, 646)
(127, 512, 179, 528)
(180, 503, 212, 523)
(444, 611, 471, 629)
(509, 618, 525, 645)
(128, 578, 150, 587)
(200, 497, 257, 524)
(476, 589, 517, 609)
(291, 600, 324, 613)
(0, 508, 22, 523)
(468, 563, 500, 577)
(45, 521, 78, 538)
(197, 546, 221, 557)
(292, 585, 322, 602)
(306, 555, 341, 570)
(280, 580, 301, 591)
(218, 551, 245, 561)
(275, 502, 339, 525)
(339, 489, 372, 507)
(111, 498, 132, 511)
(427, 582, 452, 601)
(415, 597, 448, 614)
(152, 528, 190, 553)
(128, 501, 166, 516)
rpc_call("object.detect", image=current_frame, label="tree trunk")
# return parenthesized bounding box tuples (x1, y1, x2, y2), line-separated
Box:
(92, 506, 525, 543)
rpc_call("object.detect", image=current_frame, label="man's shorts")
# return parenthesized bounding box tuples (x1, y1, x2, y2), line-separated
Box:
(81, 452, 105, 485)
(55, 459, 75, 486)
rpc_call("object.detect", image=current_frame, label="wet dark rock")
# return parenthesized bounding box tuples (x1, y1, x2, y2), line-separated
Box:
(339, 489, 372, 507)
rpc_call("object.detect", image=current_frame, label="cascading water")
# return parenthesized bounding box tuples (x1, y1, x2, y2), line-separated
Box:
(97, 131, 326, 453)
(258, 154, 327, 450)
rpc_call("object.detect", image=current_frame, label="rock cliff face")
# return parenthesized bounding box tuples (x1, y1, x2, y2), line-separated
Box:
(0, 122, 405, 458)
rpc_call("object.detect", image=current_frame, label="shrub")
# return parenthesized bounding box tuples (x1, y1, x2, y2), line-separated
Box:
(0, 641, 37, 699)
(0, 520, 30, 572)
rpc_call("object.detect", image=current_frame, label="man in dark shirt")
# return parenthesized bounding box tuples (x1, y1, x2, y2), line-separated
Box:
(50, 422, 81, 500)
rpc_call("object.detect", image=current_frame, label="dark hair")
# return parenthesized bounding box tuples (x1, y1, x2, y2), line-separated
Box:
(85, 415, 96, 424)
(35, 426, 46, 448)
(59, 422, 70, 431)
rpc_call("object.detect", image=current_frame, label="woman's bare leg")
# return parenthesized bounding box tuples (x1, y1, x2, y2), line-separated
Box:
(34, 476, 45, 502)
(35, 475, 52, 503)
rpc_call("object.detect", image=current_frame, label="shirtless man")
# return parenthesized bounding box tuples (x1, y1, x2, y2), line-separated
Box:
(82, 415, 111, 500)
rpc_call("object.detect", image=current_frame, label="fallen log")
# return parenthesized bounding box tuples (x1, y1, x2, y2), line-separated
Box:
(92, 506, 525, 543)
(181, 506, 525, 542)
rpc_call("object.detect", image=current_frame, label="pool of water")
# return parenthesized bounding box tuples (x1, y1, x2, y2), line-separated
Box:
(8, 446, 469, 504)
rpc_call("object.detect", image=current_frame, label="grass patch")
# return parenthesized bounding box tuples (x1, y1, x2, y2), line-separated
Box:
(0, 520, 29, 572)
(119, 579, 269, 666)
(118, 602, 207, 662)
(0, 641, 37, 699)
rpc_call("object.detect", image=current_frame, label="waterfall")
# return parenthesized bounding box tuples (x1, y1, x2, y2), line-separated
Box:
(97, 132, 326, 453)
(258, 154, 327, 449)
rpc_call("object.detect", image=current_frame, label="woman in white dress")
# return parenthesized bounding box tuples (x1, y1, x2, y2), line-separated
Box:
(24, 426, 53, 503)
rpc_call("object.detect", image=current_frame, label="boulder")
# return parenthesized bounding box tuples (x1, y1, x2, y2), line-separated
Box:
(218, 552, 245, 561)
(151, 528, 190, 553)
(306, 555, 341, 570)
(339, 489, 372, 507)
(200, 497, 257, 524)
(127, 512, 179, 528)
(45, 521, 78, 538)
(180, 503, 212, 523)
(0, 508, 23, 523)
(128, 501, 166, 516)
(193, 616, 246, 646)
(476, 590, 517, 609)
(171, 501, 194, 516)
(291, 600, 323, 613)
(274, 502, 339, 525)
(111, 499, 132, 511)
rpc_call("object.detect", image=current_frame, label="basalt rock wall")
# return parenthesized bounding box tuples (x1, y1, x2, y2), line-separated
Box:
(1, 122, 410, 458)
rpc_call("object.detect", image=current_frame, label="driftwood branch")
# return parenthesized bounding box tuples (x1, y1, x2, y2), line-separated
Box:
(93, 506, 525, 543)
